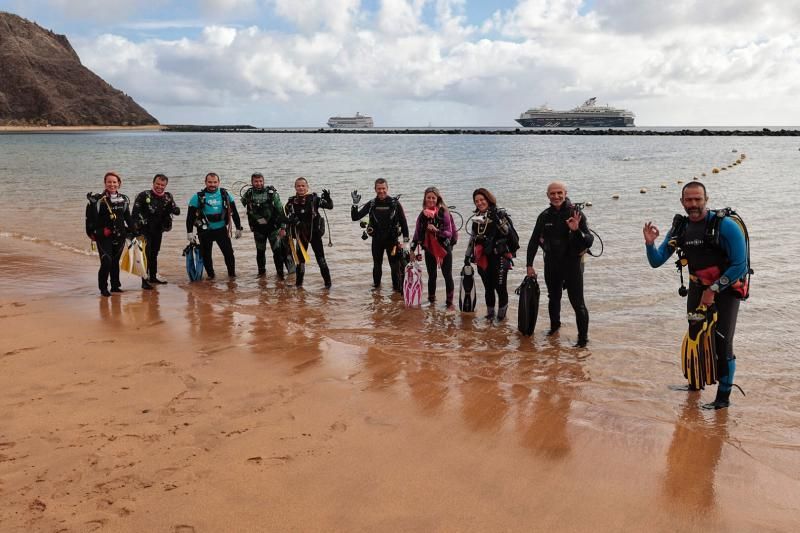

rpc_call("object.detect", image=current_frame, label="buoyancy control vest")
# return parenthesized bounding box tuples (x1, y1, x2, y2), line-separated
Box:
(86, 192, 130, 239)
(243, 185, 282, 231)
(134, 190, 178, 232)
(669, 208, 752, 298)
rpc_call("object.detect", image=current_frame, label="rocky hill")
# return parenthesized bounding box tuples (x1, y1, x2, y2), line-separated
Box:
(0, 12, 158, 126)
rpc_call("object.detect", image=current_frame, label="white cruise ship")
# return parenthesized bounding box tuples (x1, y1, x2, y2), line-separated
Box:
(327, 112, 374, 128)
(516, 98, 635, 127)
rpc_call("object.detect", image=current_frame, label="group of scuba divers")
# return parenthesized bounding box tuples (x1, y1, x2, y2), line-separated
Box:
(86, 171, 751, 410)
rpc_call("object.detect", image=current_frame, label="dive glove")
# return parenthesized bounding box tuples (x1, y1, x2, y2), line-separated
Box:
(321, 188, 331, 202)
(351, 190, 361, 204)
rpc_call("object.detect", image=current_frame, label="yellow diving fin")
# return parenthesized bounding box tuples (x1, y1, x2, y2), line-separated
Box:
(296, 239, 310, 263)
(700, 305, 719, 387)
(288, 231, 310, 265)
(681, 306, 707, 390)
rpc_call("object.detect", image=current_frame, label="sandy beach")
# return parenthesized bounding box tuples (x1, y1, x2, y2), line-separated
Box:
(1, 236, 798, 533)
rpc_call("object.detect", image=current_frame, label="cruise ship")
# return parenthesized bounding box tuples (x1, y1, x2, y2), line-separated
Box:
(516, 98, 635, 127)
(327, 112, 374, 128)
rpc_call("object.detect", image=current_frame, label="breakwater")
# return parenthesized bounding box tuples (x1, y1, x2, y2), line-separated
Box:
(162, 125, 800, 136)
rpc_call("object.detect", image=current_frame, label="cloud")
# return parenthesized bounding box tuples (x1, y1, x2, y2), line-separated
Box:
(68, 0, 800, 126)
(198, 0, 260, 17)
(377, 0, 429, 36)
(272, 0, 360, 33)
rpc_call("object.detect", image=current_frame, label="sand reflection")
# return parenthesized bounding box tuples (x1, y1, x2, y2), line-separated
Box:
(516, 352, 588, 458)
(663, 397, 728, 512)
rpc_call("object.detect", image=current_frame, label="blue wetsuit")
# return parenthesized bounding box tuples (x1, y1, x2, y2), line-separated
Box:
(186, 188, 242, 278)
(646, 210, 748, 404)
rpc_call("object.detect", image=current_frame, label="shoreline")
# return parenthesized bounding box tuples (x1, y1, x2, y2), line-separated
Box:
(0, 125, 163, 133)
(161, 125, 800, 136)
(3, 124, 798, 136)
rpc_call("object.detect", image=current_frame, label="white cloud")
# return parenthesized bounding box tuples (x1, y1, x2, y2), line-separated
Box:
(272, 0, 360, 33)
(68, 0, 800, 126)
(378, 0, 429, 36)
(198, 0, 260, 17)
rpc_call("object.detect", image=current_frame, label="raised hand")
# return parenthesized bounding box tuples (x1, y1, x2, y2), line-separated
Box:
(351, 190, 361, 204)
(566, 210, 581, 231)
(643, 221, 660, 245)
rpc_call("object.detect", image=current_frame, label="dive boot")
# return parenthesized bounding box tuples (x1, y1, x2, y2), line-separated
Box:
(496, 305, 508, 321)
(702, 388, 731, 410)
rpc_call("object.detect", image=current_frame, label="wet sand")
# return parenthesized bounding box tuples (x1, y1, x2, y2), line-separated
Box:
(1, 239, 799, 532)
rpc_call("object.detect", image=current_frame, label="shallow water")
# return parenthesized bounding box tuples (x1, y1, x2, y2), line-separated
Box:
(1, 131, 798, 461)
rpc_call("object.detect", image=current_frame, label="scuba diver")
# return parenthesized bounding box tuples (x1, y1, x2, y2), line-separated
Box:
(132, 173, 180, 289)
(241, 172, 292, 279)
(351, 178, 410, 291)
(284, 177, 333, 288)
(85, 171, 134, 296)
(643, 181, 749, 410)
(186, 172, 243, 279)
(464, 188, 519, 321)
(526, 181, 594, 347)
(411, 187, 457, 309)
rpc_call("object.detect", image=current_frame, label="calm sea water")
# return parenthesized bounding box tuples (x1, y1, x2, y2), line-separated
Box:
(1, 131, 798, 453)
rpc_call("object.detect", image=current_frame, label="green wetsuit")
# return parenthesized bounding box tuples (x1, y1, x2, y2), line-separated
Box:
(242, 186, 292, 277)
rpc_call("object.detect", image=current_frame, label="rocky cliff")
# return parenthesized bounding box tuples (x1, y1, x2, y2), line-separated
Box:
(0, 12, 158, 126)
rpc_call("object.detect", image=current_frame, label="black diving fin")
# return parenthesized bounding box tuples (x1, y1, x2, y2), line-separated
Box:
(459, 264, 477, 312)
(515, 275, 540, 336)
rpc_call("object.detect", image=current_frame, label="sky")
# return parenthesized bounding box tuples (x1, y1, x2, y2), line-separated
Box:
(2, 0, 799, 127)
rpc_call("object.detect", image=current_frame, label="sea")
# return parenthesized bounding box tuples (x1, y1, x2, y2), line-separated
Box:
(1, 130, 798, 470)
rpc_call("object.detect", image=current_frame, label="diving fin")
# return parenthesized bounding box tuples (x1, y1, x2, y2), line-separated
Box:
(289, 231, 310, 265)
(120, 236, 148, 278)
(183, 242, 204, 281)
(681, 309, 705, 390)
(459, 265, 477, 313)
(515, 275, 540, 336)
(681, 305, 718, 390)
(700, 305, 719, 387)
(403, 259, 422, 307)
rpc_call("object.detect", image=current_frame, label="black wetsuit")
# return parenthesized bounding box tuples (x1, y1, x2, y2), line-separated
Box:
(465, 208, 516, 316)
(526, 200, 593, 340)
(351, 197, 409, 290)
(132, 190, 180, 282)
(86, 192, 133, 294)
(285, 192, 333, 287)
(412, 208, 457, 305)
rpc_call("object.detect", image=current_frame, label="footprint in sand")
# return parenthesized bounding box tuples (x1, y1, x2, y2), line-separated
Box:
(29, 499, 46, 512)
(84, 519, 107, 531)
(330, 421, 347, 432)
(174, 525, 196, 533)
